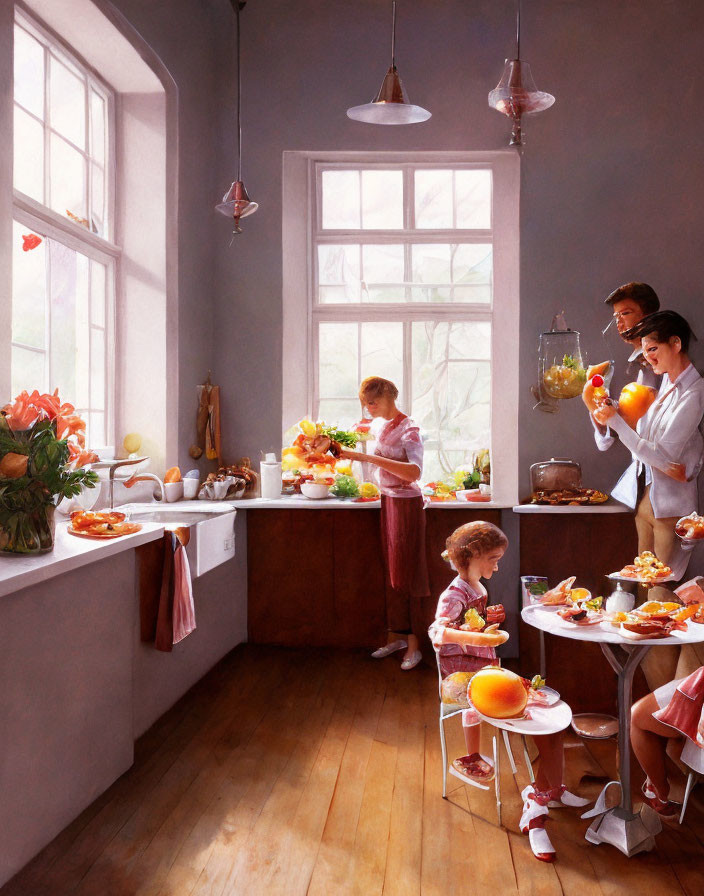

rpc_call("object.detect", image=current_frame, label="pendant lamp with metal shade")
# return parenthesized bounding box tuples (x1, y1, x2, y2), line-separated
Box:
(488, 1, 554, 146)
(347, 1, 431, 125)
(216, 0, 258, 235)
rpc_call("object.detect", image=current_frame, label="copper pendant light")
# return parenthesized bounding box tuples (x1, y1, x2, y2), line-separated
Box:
(488, 1, 554, 146)
(347, 1, 431, 125)
(216, 0, 258, 235)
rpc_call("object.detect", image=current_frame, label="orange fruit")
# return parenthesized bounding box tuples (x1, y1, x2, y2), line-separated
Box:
(164, 466, 182, 483)
(469, 667, 528, 719)
(618, 383, 657, 429)
(0, 452, 29, 479)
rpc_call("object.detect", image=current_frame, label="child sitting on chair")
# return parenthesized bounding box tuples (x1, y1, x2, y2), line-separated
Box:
(430, 520, 590, 862)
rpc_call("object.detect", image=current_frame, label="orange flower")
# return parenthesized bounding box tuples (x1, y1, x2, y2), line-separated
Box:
(2, 388, 64, 430)
(57, 413, 87, 444)
(2, 391, 40, 431)
(66, 442, 99, 470)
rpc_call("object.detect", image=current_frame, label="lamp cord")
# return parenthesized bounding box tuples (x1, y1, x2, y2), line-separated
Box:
(236, 0, 242, 181)
(391, 1, 396, 69)
(516, 0, 521, 60)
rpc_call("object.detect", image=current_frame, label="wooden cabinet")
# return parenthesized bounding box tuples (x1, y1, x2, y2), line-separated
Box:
(247, 507, 501, 649)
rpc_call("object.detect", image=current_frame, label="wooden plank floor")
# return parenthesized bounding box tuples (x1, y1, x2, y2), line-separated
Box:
(3, 645, 704, 896)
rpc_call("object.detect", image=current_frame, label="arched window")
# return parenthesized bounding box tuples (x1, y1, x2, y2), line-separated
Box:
(1, 0, 178, 470)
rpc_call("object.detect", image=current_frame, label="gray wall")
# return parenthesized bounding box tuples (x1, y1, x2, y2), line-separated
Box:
(107, 0, 233, 468)
(209, 0, 704, 498)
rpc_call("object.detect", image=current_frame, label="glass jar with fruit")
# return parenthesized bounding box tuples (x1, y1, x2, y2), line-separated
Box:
(539, 329, 586, 399)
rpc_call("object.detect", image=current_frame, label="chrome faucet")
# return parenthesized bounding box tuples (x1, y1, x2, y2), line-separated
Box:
(123, 473, 165, 504)
(98, 456, 150, 509)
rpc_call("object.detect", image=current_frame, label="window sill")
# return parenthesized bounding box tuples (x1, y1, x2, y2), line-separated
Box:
(0, 520, 164, 599)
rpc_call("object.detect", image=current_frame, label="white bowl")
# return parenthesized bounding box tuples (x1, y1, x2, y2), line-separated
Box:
(183, 478, 200, 499)
(456, 489, 479, 501)
(300, 481, 331, 499)
(163, 481, 184, 503)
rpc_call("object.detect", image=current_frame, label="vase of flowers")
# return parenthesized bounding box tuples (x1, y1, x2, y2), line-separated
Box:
(0, 390, 99, 554)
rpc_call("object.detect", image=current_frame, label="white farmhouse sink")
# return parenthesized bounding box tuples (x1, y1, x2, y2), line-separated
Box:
(116, 501, 236, 577)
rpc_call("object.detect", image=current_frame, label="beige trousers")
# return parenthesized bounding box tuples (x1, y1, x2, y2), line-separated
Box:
(635, 487, 688, 691)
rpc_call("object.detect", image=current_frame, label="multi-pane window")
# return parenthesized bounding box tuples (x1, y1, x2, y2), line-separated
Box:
(11, 11, 115, 447)
(313, 164, 495, 481)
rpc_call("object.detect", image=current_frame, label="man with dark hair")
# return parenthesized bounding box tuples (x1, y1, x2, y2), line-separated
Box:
(603, 281, 661, 386)
(588, 282, 661, 443)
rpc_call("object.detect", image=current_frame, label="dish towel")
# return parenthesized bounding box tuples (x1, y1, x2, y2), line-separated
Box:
(138, 531, 196, 651)
(172, 533, 196, 643)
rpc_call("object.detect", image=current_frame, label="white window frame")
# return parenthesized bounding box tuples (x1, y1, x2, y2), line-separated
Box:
(283, 151, 520, 506)
(11, 5, 119, 448)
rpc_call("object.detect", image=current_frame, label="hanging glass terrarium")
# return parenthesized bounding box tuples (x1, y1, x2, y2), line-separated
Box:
(539, 323, 586, 400)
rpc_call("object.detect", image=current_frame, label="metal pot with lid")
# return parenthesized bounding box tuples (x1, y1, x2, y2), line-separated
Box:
(530, 458, 582, 492)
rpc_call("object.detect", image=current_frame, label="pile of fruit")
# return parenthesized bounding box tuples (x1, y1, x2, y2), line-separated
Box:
(542, 354, 587, 399)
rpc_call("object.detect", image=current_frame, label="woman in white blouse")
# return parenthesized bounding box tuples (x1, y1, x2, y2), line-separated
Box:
(596, 311, 704, 686)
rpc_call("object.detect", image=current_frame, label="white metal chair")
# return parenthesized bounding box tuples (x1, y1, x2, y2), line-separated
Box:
(435, 651, 535, 823)
(679, 738, 704, 824)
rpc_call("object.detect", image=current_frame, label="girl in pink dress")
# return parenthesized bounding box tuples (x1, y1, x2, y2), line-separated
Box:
(339, 376, 429, 670)
(430, 521, 590, 861)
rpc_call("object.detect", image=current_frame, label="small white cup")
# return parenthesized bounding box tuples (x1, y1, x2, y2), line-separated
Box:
(479, 483, 492, 497)
(163, 481, 184, 503)
(183, 478, 199, 499)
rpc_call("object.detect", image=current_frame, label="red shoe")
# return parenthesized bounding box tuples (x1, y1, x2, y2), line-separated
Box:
(641, 781, 680, 819)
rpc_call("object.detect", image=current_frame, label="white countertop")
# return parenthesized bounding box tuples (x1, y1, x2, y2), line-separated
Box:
(0, 519, 164, 599)
(226, 495, 512, 510)
(513, 501, 631, 514)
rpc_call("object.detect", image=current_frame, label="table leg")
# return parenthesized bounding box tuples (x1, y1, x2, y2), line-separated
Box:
(584, 642, 662, 856)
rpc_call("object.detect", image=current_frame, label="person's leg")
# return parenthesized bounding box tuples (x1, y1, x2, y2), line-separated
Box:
(675, 642, 704, 679)
(631, 693, 674, 801)
(532, 733, 564, 795)
(638, 491, 681, 688)
(652, 514, 683, 569)
(634, 488, 655, 555)
(463, 719, 481, 756)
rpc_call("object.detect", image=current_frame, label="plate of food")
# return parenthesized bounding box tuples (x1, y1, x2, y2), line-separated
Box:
(675, 512, 704, 545)
(67, 510, 142, 539)
(529, 576, 592, 609)
(557, 598, 604, 626)
(609, 551, 673, 583)
(529, 488, 609, 506)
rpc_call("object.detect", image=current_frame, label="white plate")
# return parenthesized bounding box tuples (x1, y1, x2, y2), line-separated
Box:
(534, 686, 560, 706)
(607, 571, 674, 584)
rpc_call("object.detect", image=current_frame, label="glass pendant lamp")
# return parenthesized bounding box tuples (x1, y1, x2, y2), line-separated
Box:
(347, 1, 431, 125)
(488, 1, 554, 146)
(216, 0, 258, 235)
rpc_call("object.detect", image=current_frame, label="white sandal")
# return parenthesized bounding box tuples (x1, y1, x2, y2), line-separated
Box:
(519, 785, 549, 833)
(528, 826, 556, 863)
(520, 786, 556, 862)
(371, 639, 407, 659)
(400, 649, 422, 670)
(548, 788, 591, 809)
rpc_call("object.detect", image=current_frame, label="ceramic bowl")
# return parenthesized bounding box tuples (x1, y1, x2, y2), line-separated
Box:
(163, 481, 184, 503)
(183, 478, 200, 499)
(300, 481, 330, 499)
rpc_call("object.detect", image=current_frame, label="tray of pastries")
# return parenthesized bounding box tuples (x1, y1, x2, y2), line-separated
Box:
(529, 487, 609, 506)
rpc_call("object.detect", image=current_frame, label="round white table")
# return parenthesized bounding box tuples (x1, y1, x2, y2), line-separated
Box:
(521, 604, 704, 856)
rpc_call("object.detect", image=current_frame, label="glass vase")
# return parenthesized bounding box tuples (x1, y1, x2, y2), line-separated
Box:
(0, 503, 56, 554)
